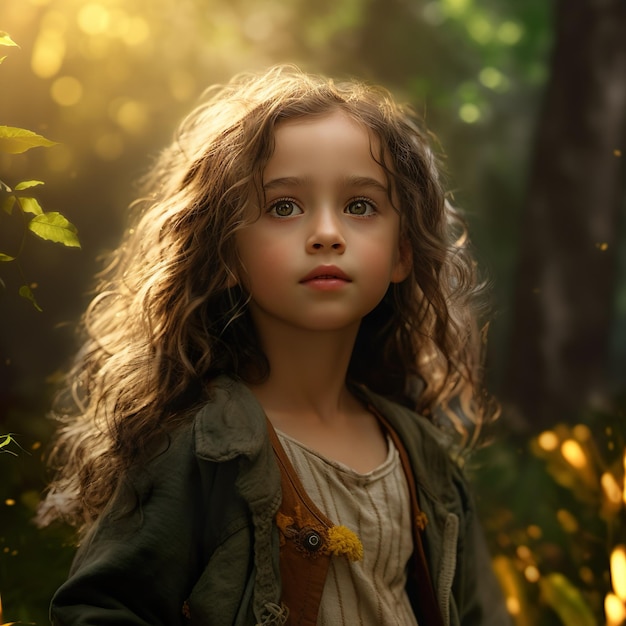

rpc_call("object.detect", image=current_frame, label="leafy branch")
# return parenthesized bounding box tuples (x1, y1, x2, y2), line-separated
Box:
(0, 31, 80, 311)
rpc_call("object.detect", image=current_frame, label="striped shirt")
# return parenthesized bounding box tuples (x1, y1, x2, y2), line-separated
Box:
(276, 430, 419, 626)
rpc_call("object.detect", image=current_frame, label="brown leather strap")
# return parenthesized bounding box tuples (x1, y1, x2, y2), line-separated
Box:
(267, 420, 333, 626)
(372, 406, 446, 626)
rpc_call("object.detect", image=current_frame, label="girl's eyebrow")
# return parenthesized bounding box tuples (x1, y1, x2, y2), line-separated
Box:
(263, 175, 388, 193)
(344, 175, 388, 194)
(263, 176, 304, 191)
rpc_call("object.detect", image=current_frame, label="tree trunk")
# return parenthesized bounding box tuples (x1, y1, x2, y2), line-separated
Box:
(504, 0, 626, 429)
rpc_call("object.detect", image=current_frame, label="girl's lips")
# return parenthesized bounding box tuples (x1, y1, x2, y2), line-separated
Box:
(300, 266, 351, 283)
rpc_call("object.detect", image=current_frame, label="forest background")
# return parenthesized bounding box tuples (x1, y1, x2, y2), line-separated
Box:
(1, 0, 625, 624)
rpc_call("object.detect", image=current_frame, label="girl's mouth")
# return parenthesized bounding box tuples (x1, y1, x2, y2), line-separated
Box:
(300, 265, 351, 283)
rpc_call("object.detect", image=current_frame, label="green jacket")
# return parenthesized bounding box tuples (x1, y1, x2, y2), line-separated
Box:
(51, 377, 511, 626)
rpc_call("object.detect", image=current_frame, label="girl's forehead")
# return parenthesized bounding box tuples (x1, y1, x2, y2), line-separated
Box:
(265, 111, 382, 173)
(268, 109, 385, 161)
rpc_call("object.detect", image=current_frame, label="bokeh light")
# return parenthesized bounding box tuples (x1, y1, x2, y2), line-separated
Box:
(556, 509, 579, 533)
(497, 21, 523, 45)
(611, 545, 626, 601)
(601, 472, 622, 505)
(537, 430, 559, 451)
(459, 102, 481, 123)
(560, 439, 587, 469)
(31, 14, 67, 78)
(77, 3, 111, 36)
(605, 593, 626, 626)
(50, 75, 83, 106)
(467, 14, 494, 44)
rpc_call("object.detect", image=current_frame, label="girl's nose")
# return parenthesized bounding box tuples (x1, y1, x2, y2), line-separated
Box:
(305, 210, 346, 253)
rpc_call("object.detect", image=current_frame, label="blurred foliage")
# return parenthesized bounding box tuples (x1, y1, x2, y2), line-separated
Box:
(0, 31, 80, 312)
(1, 393, 75, 626)
(0, 0, 624, 624)
(471, 399, 626, 625)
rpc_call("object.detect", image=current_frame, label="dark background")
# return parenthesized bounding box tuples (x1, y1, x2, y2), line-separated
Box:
(1, 0, 625, 624)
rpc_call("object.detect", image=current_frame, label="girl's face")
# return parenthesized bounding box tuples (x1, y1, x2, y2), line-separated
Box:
(235, 109, 411, 338)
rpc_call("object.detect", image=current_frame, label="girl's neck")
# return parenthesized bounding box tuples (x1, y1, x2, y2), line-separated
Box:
(246, 322, 390, 474)
(247, 324, 359, 427)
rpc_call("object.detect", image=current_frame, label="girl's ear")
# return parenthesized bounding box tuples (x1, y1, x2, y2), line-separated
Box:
(390, 239, 413, 284)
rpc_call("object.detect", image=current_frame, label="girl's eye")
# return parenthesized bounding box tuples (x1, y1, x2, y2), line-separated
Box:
(345, 199, 376, 216)
(268, 200, 302, 217)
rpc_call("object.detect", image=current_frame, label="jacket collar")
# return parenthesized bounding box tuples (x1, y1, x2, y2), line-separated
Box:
(193, 376, 270, 462)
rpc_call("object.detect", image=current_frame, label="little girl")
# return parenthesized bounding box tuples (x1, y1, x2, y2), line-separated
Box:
(40, 66, 511, 625)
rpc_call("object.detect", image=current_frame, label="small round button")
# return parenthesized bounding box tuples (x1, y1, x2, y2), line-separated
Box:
(302, 529, 322, 551)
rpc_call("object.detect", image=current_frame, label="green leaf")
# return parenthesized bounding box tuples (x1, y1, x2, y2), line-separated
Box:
(28, 212, 81, 247)
(0, 434, 19, 455)
(15, 179, 44, 191)
(19, 284, 43, 312)
(539, 573, 596, 626)
(0, 252, 15, 261)
(0, 32, 19, 48)
(0, 126, 58, 154)
(0, 433, 15, 448)
(18, 196, 43, 216)
(1, 195, 16, 215)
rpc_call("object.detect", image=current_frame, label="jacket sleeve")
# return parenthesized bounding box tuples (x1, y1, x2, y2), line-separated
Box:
(50, 427, 207, 626)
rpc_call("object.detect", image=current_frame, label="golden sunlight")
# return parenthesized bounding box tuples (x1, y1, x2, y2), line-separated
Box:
(523, 565, 539, 583)
(610, 545, 626, 601)
(120, 16, 150, 47)
(110, 99, 149, 135)
(556, 509, 579, 533)
(50, 75, 83, 106)
(537, 430, 559, 451)
(601, 472, 623, 506)
(31, 14, 67, 78)
(623, 450, 626, 505)
(572, 424, 591, 441)
(560, 439, 587, 469)
(505, 596, 520, 616)
(605, 592, 626, 626)
(77, 3, 111, 35)
(93, 132, 125, 161)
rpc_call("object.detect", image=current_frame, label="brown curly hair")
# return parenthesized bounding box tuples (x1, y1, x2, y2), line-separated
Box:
(38, 65, 496, 532)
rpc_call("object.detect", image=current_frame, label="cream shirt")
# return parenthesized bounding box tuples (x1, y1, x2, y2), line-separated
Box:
(276, 431, 419, 626)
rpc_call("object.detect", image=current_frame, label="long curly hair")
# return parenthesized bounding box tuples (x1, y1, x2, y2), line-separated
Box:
(38, 65, 496, 531)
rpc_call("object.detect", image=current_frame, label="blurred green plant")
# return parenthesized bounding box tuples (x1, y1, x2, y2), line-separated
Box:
(0, 31, 80, 312)
(473, 402, 626, 625)
(1, 30, 79, 624)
